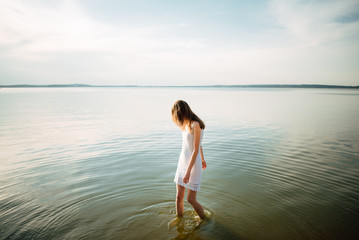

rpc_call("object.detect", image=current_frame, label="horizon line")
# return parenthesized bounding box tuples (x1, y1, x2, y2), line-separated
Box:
(0, 83, 359, 89)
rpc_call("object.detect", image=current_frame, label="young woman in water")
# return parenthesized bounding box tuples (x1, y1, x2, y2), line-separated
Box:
(171, 100, 207, 219)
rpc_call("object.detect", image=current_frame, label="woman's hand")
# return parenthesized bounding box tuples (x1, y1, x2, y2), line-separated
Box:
(183, 171, 191, 184)
(202, 159, 207, 170)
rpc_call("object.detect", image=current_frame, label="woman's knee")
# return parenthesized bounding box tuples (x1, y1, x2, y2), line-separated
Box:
(187, 195, 196, 205)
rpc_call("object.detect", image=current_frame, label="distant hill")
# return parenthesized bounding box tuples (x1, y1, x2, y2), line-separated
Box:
(0, 84, 358, 89)
(0, 84, 137, 88)
(0, 84, 94, 88)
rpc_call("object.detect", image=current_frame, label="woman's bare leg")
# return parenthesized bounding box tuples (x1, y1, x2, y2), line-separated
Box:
(187, 189, 206, 219)
(176, 184, 185, 216)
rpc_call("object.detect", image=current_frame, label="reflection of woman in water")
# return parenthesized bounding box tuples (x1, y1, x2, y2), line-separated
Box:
(171, 100, 207, 219)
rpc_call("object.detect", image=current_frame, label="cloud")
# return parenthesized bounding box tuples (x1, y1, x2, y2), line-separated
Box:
(269, 0, 359, 46)
(177, 23, 189, 28)
(0, 0, 111, 61)
(0, 1, 91, 45)
(173, 40, 209, 49)
(0, 0, 208, 60)
(0, 0, 214, 84)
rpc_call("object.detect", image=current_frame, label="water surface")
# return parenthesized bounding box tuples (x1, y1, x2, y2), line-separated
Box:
(1, 87, 358, 240)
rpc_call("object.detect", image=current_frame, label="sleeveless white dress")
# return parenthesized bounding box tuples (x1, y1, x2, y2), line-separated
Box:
(174, 122, 204, 191)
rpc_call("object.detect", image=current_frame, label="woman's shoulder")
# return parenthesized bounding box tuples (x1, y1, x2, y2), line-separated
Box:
(191, 121, 199, 127)
(191, 121, 203, 131)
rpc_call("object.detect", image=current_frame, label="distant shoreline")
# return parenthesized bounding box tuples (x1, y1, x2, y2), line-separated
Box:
(0, 84, 358, 89)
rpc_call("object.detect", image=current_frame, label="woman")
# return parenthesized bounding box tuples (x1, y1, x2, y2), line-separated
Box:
(171, 100, 207, 219)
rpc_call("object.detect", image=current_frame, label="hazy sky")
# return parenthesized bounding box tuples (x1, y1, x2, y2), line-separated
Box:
(1, 0, 359, 86)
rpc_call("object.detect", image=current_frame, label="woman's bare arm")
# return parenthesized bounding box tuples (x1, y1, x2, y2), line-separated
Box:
(200, 146, 205, 161)
(200, 145, 207, 170)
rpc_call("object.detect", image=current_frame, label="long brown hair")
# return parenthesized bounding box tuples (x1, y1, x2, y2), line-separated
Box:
(171, 100, 205, 130)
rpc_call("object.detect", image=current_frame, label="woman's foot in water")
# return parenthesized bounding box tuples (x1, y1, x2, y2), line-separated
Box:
(168, 216, 182, 229)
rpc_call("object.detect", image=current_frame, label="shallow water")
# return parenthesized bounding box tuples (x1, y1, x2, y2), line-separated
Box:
(1, 87, 359, 240)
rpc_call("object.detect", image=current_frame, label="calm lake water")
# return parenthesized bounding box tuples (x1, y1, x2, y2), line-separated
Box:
(1, 87, 359, 240)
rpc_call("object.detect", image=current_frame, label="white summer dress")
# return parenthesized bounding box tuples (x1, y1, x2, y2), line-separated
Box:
(174, 122, 204, 191)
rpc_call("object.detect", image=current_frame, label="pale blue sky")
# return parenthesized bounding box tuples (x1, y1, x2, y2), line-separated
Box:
(1, 0, 359, 86)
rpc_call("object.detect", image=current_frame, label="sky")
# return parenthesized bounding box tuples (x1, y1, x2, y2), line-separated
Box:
(0, 0, 359, 86)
